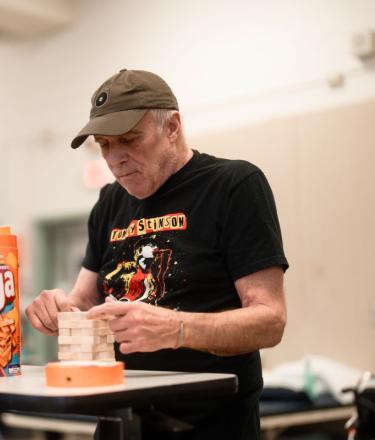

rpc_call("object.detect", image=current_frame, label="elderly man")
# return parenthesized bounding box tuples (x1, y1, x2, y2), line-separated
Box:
(26, 69, 288, 439)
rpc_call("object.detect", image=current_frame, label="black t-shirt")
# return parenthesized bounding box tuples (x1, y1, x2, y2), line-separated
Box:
(82, 150, 288, 396)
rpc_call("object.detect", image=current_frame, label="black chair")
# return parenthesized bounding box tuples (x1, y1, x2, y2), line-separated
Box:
(344, 372, 375, 440)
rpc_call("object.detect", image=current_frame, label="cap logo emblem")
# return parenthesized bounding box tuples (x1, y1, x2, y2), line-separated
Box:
(95, 91, 108, 107)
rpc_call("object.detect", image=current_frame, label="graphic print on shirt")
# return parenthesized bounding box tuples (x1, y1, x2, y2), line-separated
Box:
(103, 213, 187, 304)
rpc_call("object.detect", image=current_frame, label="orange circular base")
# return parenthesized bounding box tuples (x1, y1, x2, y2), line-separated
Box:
(45, 361, 125, 387)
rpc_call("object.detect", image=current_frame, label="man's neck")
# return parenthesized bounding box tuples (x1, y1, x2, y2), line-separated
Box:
(172, 144, 194, 175)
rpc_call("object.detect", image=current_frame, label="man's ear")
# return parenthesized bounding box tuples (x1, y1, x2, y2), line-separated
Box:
(166, 111, 181, 142)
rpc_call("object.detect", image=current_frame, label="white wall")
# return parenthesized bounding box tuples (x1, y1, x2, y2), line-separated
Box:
(1, 0, 375, 365)
(190, 99, 375, 371)
(2, 0, 375, 225)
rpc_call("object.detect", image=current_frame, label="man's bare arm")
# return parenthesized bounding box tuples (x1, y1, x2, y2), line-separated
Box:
(182, 266, 286, 355)
(87, 266, 286, 356)
(67, 267, 100, 310)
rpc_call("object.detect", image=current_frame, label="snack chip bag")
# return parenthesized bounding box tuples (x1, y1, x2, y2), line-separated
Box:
(0, 226, 21, 376)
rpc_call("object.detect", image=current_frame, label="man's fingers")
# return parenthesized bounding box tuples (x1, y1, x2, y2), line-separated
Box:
(45, 289, 78, 330)
(41, 292, 63, 331)
(25, 309, 57, 336)
(38, 302, 59, 332)
(25, 289, 71, 335)
(87, 301, 131, 319)
(119, 341, 136, 354)
(113, 329, 128, 343)
(54, 291, 78, 312)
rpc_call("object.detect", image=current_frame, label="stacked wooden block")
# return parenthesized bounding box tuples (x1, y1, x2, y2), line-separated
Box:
(57, 311, 115, 361)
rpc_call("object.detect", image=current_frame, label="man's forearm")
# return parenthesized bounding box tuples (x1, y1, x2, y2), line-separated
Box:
(67, 268, 100, 311)
(179, 304, 286, 356)
(67, 289, 99, 311)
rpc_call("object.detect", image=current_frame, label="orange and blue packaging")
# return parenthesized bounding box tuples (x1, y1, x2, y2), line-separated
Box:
(0, 226, 21, 376)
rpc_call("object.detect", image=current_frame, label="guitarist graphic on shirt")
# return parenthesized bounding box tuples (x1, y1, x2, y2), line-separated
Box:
(103, 238, 172, 303)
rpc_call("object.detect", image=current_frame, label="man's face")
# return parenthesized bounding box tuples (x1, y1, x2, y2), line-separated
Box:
(94, 112, 176, 199)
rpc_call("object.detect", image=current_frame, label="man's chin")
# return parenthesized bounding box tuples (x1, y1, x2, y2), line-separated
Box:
(117, 182, 151, 200)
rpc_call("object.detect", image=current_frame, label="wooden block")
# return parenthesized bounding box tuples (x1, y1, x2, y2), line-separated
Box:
(70, 327, 112, 336)
(75, 353, 96, 360)
(59, 343, 113, 353)
(58, 352, 75, 361)
(58, 311, 113, 322)
(58, 311, 87, 321)
(59, 345, 71, 353)
(58, 335, 109, 345)
(58, 319, 109, 329)
(94, 351, 115, 360)
(57, 312, 114, 363)
(58, 328, 71, 336)
(58, 350, 115, 361)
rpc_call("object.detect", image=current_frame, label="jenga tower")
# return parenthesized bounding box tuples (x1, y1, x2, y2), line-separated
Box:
(57, 311, 115, 361)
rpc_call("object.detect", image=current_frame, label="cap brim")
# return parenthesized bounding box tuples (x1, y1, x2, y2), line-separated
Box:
(71, 109, 148, 149)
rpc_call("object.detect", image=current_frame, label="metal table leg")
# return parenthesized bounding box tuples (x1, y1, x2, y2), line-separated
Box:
(94, 408, 141, 440)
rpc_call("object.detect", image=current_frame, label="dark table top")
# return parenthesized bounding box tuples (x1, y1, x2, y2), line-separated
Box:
(0, 365, 238, 415)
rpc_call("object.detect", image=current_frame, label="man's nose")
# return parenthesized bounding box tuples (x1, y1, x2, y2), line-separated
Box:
(103, 143, 128, 164)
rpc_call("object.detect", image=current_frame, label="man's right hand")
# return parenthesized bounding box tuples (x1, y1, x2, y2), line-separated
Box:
(25, 289, 79, 335)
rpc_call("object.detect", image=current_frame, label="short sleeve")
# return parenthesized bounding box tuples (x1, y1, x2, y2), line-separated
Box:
(81, 184, 111, 272)
(81, 203, 101, 272)
(220, 170, 289, 280)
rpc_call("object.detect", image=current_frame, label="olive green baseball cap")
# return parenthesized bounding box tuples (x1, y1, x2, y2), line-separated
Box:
(71, 69, 179, 149)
